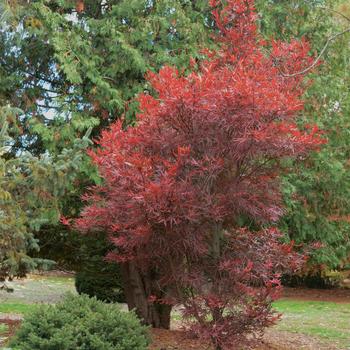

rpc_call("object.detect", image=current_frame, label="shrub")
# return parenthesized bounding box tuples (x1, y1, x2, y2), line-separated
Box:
(9, 294, 150, 350)
(74, 232, 125, 303)
(75, 267, 125, 303)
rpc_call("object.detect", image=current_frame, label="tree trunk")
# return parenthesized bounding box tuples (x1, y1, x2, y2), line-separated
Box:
(120, 262, 172, 329)
(211, 222, 223, 350)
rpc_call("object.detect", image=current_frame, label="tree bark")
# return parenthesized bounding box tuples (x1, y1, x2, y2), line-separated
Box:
(120, 262, 171, 329)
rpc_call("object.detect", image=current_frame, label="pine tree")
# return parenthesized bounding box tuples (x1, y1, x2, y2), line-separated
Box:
(0, 104, 91, 281)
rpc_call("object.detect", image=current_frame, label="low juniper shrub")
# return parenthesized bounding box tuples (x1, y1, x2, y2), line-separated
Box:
(9, 293, 150, 350)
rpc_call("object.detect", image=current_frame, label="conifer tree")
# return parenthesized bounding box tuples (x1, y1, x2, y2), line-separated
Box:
(257, 0, 350, 270)
(1, 0, 212, 156)
(0, 104, 91, 281)
(0, 0, 213, 268)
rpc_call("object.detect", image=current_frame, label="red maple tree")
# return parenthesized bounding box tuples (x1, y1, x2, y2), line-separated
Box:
(76, 1, 324, 348)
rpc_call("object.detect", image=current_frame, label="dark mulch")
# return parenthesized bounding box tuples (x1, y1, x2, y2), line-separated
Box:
(150, 328, 282, 350)
(150, 328, 212, 350)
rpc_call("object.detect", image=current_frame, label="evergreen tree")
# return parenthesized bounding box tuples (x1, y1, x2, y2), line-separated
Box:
(257, 0, 350, 269)
(1, 0, 212, 156)
(0, 104, 91, 280)
(0, 0, 213, 269)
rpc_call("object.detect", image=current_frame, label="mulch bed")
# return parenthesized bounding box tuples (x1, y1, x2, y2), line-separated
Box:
(150, 328, 212, 350)
(150, 328, 342, 350)
(150, 328, 278, 350)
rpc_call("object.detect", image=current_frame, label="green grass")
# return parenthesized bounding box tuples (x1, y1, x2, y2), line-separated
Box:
(29, 275, 75, 284)
(0, 302, 40, 315)
(0, 275, 75, 316)
(273, 299, 350, 348)
(0, 275, 76, 305)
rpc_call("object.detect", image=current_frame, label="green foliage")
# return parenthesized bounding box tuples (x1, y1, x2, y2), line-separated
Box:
(257, 0, 350, 269)
(256, 0, 333, 42)
(0, 104, 91, 279)
(0, 0, 213, 271)
(1, 0, 212, 157)
(282, 271, 341, 289)
(75, 269, 124, 303)
(9, 294, 150, 350)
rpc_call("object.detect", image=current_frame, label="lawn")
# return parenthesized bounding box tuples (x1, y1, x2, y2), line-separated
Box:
(0, 303, 39, 315)
(274, 299, 350, 349)
(1, 275, 349, 349)
(0, 274, 75, 305)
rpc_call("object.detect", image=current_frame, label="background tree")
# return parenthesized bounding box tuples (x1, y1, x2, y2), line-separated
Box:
(77, 0, 323, 347)
(74, 231, 125, 303)
(256, 0, 350, 271)
(1, 0, 212, 154)
(0, 0, 213, 271)
(0, 104, 91, 282)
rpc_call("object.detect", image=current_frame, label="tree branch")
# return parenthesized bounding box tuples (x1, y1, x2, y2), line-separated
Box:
(280, 27, 350, 78)
(320, 6, 350, 24)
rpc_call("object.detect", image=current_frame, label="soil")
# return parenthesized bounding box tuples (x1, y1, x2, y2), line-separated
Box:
(150, 328, 287, 350)
(150, 328, 211, 350)
(149, 327, 340, 350)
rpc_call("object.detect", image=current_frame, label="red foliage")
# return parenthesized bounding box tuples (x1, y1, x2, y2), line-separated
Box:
(181, 228, 305, 349)
(76, 1, 324, 349)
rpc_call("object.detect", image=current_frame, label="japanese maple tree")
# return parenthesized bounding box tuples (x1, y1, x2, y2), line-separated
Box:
(76, 0, 324, 348)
